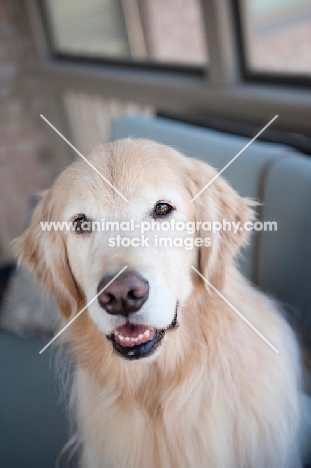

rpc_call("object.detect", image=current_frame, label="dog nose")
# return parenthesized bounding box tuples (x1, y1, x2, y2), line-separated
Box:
(97, 272, 149, 316)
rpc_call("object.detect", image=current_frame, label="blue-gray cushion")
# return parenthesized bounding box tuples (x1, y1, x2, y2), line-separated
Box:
(0, 331, 69, 468)
(257, 156, 311, 345)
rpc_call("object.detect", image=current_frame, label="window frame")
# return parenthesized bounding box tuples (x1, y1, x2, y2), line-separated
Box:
(24, 0, 311, 156)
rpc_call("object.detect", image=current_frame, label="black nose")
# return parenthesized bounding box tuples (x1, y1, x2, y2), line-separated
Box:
(97, 272, 149, 316)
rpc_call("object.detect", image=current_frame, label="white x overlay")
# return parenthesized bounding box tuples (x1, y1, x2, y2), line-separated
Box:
(39, 266, 128, 354)
(190, 115, 278, 202)
(191, 266, 279, 353)
(39, 115, 279, 354)
(40, 114, 129, 202)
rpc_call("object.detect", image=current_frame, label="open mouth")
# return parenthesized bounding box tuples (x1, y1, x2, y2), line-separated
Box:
(107, 306, 178, 360)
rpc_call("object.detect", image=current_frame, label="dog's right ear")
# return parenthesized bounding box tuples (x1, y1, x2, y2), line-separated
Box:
(14, 192, 82, 318)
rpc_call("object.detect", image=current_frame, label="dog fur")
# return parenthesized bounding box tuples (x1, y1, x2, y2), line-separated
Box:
(15, 139, 308, 467)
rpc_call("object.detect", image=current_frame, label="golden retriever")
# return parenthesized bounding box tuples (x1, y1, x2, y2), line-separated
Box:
(16, 139, 309, 467)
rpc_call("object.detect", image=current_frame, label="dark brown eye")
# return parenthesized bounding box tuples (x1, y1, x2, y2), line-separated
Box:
(153, 202, 173, 218)
(73, 215, 91, 234)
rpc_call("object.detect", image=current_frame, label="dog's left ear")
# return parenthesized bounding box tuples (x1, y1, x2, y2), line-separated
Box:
(14, 192, 83, 318)
(187, 158, 254, 290)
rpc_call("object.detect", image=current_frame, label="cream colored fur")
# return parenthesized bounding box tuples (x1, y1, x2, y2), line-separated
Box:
(15, 139, 308, 467)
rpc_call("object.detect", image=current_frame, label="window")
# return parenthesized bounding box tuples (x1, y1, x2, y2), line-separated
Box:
(43, 0, 208, 67)
(240, 0, 311, 76)
(28, 0, 311, 142)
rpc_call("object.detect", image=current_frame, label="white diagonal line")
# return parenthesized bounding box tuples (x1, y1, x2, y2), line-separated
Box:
(190, 115, 278, 202)
(39, 266, 128, 354)
(40, 114, 129, 202)
(191, 266, 279, 353)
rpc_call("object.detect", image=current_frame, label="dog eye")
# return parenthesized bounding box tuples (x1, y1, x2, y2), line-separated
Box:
(153, 202, 173, 218)
(73, 215, 91, 234)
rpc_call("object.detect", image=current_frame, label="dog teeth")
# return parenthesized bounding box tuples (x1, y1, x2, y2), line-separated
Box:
(114, 328, 154, 342)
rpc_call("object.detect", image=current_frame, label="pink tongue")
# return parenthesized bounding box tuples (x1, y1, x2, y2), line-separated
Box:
(116, 324, 150, 338)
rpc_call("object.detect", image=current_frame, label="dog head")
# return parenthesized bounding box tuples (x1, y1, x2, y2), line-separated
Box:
(15, 139, 252, 362)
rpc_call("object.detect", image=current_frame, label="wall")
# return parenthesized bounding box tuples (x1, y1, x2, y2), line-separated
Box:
(0, 0, 56, 265)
